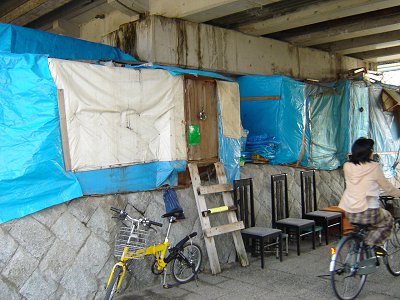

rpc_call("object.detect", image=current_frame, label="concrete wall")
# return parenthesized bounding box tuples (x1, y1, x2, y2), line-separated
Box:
(0, 164, 347, 299)
(101, 15, 375, 81)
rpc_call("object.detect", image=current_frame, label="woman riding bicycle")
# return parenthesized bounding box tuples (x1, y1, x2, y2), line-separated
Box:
(339, 137, 400, 256)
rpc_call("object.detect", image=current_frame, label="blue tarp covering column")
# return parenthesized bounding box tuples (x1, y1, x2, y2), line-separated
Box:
(304, 81, 350, 170)
(349, 81, 370, 144)
(0, 52, 83, 223)
(369, 84, 400, 177)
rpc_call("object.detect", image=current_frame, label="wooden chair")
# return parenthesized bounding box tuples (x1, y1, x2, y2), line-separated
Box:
(300, 170, 342, 245)
(233, 178, 286, 268)
(271, 173, 316, 256)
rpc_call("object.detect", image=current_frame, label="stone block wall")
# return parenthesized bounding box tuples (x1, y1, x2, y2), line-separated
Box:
(0, 164, 349, 299)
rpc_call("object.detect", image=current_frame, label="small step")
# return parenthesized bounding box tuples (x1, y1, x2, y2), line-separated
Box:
(197, 183, 233, 195)
(201, 205, 237, 217)
(204, 221, 244, 237)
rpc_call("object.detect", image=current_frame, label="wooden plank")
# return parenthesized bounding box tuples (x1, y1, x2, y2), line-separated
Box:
(382, 89, 400, 112)
(214, 162, 249, 267)
(57, 89, 72, 171)
(240, 96, 280, 101)
(198, 183, 233, 195)
(204, 221, 245, 237)
(188, 163, 221, 274)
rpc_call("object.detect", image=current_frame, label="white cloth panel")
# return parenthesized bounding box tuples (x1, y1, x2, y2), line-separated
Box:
(49, 59, 186, 171)
(217, 81, 241, 139)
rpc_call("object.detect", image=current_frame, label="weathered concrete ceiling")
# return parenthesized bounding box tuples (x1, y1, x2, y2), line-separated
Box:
(1, 0, 400, 65)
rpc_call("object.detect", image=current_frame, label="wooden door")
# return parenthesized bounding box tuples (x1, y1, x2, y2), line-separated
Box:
(185, 78, 218, 162)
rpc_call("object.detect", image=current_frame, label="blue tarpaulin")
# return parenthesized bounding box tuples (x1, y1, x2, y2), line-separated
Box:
(238, 75, 306, 166)
(218, 103, 240, 183)
(128, 63, 233, 81)
(0, 23, 136, 61)
(0, 52, 83, 223)
(75, 161, 186, 195)
(238, 75, 400, 173)
(239, 76, 352, 170)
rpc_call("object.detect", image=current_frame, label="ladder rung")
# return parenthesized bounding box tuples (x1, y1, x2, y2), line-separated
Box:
(197, 183, 233, 195)
(204, 221, 244, 237)
(201, 205, 237, 217)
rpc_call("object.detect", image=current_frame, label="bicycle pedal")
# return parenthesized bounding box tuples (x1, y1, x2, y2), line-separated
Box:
(358, 257, 377, 275)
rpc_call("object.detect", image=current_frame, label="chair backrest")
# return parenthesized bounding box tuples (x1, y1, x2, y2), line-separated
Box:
(270, 173, 289, 227)
(233, 178, 254, 228)
(300, 170, 317, 216)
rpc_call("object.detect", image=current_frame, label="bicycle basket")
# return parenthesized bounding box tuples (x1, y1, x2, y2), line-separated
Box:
(114, 222, 150, 259)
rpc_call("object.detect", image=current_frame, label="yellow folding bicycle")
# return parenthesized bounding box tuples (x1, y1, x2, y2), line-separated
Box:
(104, 207, 202, 300)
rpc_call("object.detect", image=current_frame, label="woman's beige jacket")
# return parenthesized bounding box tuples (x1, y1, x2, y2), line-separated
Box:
(339, 161, 400, 213)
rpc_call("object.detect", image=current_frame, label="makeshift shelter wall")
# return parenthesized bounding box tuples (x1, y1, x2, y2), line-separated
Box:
(0, 52, 82, 224)
(0, 25, 208, 223)
(0, 23, 135, 61)
(0, 56, 236, 223)
(238, 76, 355, 170)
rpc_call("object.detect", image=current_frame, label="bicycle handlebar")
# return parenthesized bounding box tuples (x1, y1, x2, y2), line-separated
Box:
(148, 220, 163, 227)
(110, 207, 162, 227)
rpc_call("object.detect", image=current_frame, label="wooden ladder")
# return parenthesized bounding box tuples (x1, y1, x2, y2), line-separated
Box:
(188, 162, 249, 274)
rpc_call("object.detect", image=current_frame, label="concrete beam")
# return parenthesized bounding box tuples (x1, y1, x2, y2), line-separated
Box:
(80, 10, 140, 43)
(107, 0, 148, 16)
(149, 0, 281, 23)
(236, 0, 400, 36)
(317, 30, 400, 55)
(68, 2, 114, 24)
(0, 0, 73, 25)
(104, 15, 373, 80)
(285, 12, 400, 46)
(352, 46, 400, 63)
(366, 54, 400, 63)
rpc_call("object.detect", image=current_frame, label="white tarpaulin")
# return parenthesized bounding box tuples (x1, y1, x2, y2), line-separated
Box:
(217, 81, 241, 139)
(49, 59, 186, 171)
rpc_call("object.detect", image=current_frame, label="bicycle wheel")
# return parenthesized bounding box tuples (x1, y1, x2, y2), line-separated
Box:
(104, 266, 122, 300)
(330, 236, 367, 300)
(171, 243, 202, 284)
(385, 221, 400, 276)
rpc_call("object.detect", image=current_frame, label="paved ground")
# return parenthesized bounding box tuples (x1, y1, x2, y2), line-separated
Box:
(115, 239, 400, 300)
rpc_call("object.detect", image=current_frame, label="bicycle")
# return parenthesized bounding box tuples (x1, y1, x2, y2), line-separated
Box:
(330, 196, 400, 300)
(104, 207, 203, 300)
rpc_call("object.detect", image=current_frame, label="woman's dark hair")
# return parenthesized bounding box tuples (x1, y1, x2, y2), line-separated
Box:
(349, 137, 374, 165)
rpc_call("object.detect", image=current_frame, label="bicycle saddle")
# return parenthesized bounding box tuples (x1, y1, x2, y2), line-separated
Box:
(162, 209, 184, 218)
